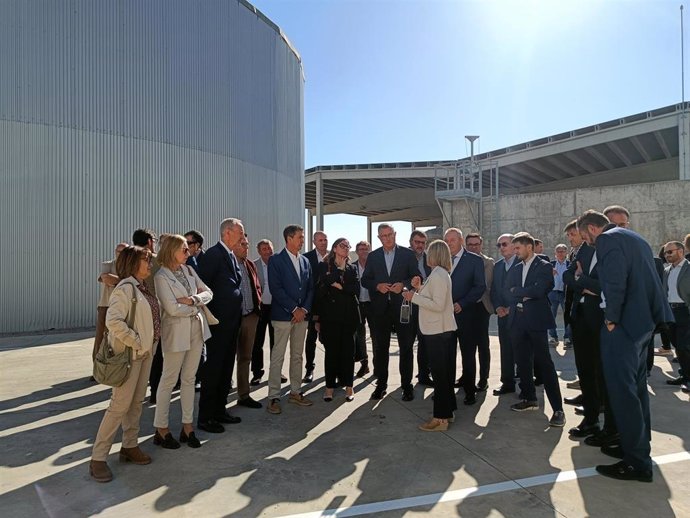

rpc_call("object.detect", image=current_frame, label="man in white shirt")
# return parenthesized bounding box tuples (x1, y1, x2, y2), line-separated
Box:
(251, 239, 278, 385)
(302, 231, 328, 383)
(354, 241, 374, 378)
(663, 241, 690, 391)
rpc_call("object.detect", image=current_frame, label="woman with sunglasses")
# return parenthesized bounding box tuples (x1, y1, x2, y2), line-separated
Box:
(152, 234, 213, 449)
(312, 238, 361, 401)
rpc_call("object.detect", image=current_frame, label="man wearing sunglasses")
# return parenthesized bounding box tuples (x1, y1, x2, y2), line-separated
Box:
(184, 230, 205, 272)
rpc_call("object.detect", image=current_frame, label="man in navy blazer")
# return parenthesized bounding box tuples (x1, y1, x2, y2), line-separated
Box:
(197, 218, 245, 433)
(578, 211, 673, 482)
(504, 232, 565, 427)
(444, 228, 486, 405)
(302, 231, 328, 383)
(266, 224, 315, 415)
(361, 223, 421, 401)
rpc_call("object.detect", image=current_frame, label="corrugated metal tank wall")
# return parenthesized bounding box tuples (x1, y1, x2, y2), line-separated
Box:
(0, 0, 305, 333)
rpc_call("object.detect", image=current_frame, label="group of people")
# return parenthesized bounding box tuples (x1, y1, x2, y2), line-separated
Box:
(89, 209, 689, 486)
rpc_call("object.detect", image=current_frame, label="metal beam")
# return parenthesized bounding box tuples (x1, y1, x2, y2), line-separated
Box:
(503, 162, 552, 184)
(520, 160, 563, 181)
(369, 206, 441, 223)
(606, 141, 633, 167)
(542, 155, 580, 177)
(583, 146, 616, 170)
(654, 130, 672, 159)
(564, 151, 598, 173)
(321, 187, 436, 214)
(630, 136, 652, 162)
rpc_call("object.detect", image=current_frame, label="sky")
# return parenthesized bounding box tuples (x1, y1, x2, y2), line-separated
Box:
(251, 0, 684, 249)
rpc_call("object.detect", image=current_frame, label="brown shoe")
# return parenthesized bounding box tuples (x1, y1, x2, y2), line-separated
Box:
(89, 460, 113, 482)
(267, 398, 282, 414)
(288, 392, 313, 407)
(419, 418, 449, 432)
(119, 446, 151, 465)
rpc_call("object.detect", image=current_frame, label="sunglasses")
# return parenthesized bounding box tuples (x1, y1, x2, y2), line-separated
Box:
(664, 249, 681, 255)
(186, 241, 198, 246)
(496, 242, 510, 248)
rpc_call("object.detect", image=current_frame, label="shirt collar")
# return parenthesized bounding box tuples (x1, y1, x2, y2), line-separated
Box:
(523, 254, 537, 270)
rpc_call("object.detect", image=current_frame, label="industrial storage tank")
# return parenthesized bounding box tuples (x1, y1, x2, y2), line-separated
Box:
(0, 0, 305, 333)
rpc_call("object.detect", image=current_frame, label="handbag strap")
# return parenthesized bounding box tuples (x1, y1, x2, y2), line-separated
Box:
(124, 281, 138, 329)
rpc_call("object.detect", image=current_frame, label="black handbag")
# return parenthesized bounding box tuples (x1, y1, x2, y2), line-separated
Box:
(93, 283, 137, 387)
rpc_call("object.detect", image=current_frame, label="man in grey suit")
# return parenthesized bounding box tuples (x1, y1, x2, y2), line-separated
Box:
(578, 210, 673, 482)
(662, 241, 690, 392)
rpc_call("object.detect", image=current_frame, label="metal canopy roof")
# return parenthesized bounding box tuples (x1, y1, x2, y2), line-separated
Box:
(305, 103, 684, 226)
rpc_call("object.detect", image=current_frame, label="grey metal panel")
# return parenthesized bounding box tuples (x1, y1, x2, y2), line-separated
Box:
(0, 0, 304, 333)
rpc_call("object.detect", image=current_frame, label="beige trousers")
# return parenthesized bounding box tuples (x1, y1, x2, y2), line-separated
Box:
(236, 313, 259, 400)
(154, 319, 204, 428)
(268, 320, 308, 400)
(93, 306, 108, 361)
(92, 352, 153, 461)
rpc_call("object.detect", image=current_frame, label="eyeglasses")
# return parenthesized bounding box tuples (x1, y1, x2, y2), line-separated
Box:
(186, 241, 198, 246)
(411, 240, 426, 246)
(378, 232, 395, 239)
(496, 242, 510, 248)
(664, 248, 681, 255)
(466, 242, 481, 247)
(182, 247, 190, 254)
(338, 243, 351, 249)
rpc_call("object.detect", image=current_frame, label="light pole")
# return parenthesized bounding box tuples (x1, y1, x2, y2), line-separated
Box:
(465, 135, 481, 233)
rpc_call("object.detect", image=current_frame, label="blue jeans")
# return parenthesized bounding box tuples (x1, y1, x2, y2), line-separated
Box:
(548, 290, 571, 340)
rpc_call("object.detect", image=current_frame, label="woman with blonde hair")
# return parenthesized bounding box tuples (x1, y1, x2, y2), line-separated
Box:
(90, 245, 160, 482)
(403, 239, 457, 431)
(153, 234, 213, 449)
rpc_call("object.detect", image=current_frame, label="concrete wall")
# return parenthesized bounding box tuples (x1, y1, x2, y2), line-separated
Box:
(447, 180, 690, 258)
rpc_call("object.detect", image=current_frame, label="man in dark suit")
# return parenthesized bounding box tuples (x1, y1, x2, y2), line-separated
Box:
(534, 239, 550, 262)
(504, 232, 565, 427)
(578, 210, 673, 482)
(444, 228, 486, 405)
(266, 224, 315, 415)
(409, 230, 433, 386)
(184, 230, 205, 272)
(197, 218, 245, 433)
(302, 231, 328, 383)
(251, 239, 277, 385)
(361, 223, 421, 401)
(490, 234, 519, 396)
(548, 244, 571, 347)
(662, 241, 690, 391)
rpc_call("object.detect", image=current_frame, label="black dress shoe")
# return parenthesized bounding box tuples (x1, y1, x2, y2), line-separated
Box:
(281, 374, 288, 383)
(534, 378, 543, 387)
(574, 406, 585, 416)
(302, 371, 314, 383)
(215, 413, 242, 424)
(355, 364, 370, 378)
(666, 376, 684, 385)
(148, 394, 156, 405)
(197, 420, 225, 434)
(569, 421, 600, 438)
(585, 431, 620, 447)
(153, 431, 181, 449)
(237, 397, 262, 409)
(596, 461, 652, 482)
(601, 444, 625, 459)
(418, 377, 434, 387)
(493, 386, 515, 396)
(371, 387, 387, 400)
(453, 377, 465, 388)
(179, 430, 202, 448)
(476, 380, 488, 392)
(402, 387, 415, 402)
(564, 394, 583, 405)
(464, 394, 477, 406)
(250, 375, 262, 386)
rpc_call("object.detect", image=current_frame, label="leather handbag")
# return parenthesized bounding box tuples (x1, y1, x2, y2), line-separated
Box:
(93, 283, 137, 387)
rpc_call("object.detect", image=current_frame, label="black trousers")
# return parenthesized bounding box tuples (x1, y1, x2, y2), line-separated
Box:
(149, 339, 164, 395)
(371, 302, 416, 390)
(476, 303, 491, 383)
(354, 302, 373, 364)
(497, 315, 516, 390)
(670, 306, 690, 381)
(198, 315, 240, 422)
(251, 303, 274, 376)
(426, 331, 457, 419)
(510, 313, 563, 411)
(304, 320, 318, 371)
(455, 307, 481, 397)
(321, 321, 356, 388)
(412, 306, 430, 380)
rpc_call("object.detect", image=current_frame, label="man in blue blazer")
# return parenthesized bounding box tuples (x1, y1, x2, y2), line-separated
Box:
(578, 210, 673, 482)
(490, 234, 519, 396)
(197, 218, 245, 433)
(266, 224, 315, 415)
(504, 232, 565, 427)
(444, 228, 486, 405)
(361, 223, 421, 401)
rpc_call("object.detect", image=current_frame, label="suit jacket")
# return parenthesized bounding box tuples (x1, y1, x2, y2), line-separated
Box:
(154, 266, 213, 352)
(413, 251, 433, 279)
(186, 249, 204, 273)
(197, 242, 243, 320)
(303, 249, 323, 281)
(449, 249, 486, 323)
(504, 256, 556, 331)
(254, 257, 271, 304)
(563, 242, 600, 318)
(360, 245, 421, 315)
(268, 248, 314, 321)
(239, 257, 262, 315)
(663, 259, 690, 313)
(595, 225, 674, 338)
(478, 253, 495, 314)
(312, 260, 361, 328)
(490, 256, 519, 312)
(411, 266, 457, 335)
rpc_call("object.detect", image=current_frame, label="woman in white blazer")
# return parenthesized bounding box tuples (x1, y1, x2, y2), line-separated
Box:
(403, 239, 457, 432)
(153, 234, 213, 449)
(91, 246, 160, 483)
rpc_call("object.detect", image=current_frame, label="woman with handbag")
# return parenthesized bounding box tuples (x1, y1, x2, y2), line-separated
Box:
(91, 245, 160, 482)
(152, 234, 213, 449)
(312, 238, 360, 402)
(402, 240, 457, 432)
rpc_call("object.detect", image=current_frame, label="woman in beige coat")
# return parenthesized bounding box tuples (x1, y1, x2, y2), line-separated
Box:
(403, 240, 457, 432)
(153, 234, 213, 449)
(91, 245, 160, 482)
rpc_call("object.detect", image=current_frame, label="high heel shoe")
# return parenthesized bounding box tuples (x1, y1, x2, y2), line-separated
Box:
(179, 429, 202, 448)
(419, 418, 449, 432)
(153, 430, 180, 449)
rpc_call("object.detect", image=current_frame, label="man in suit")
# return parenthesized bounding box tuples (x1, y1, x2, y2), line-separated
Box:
(361, 223, 421, 401)
(302, 231, 328, 383)
(534, 239, 550, 262)
(662, 241, 690, 392)
(504, 232, 565, 427)
(266, 224, 315, 414)
(196, 218, 245, 433)
(251, 239, 278, 385)
(353, 241, 374, 378)
(184, 230, 205, 272)
(563, 220, 584, 396)
(577, 210, 673, 482)
(409, 230, 433, 386)
(464, 232, 495, 392)
(490, 233, 519, 396)
(232, 234, 263, 409)
(548, 244, 571, 347)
